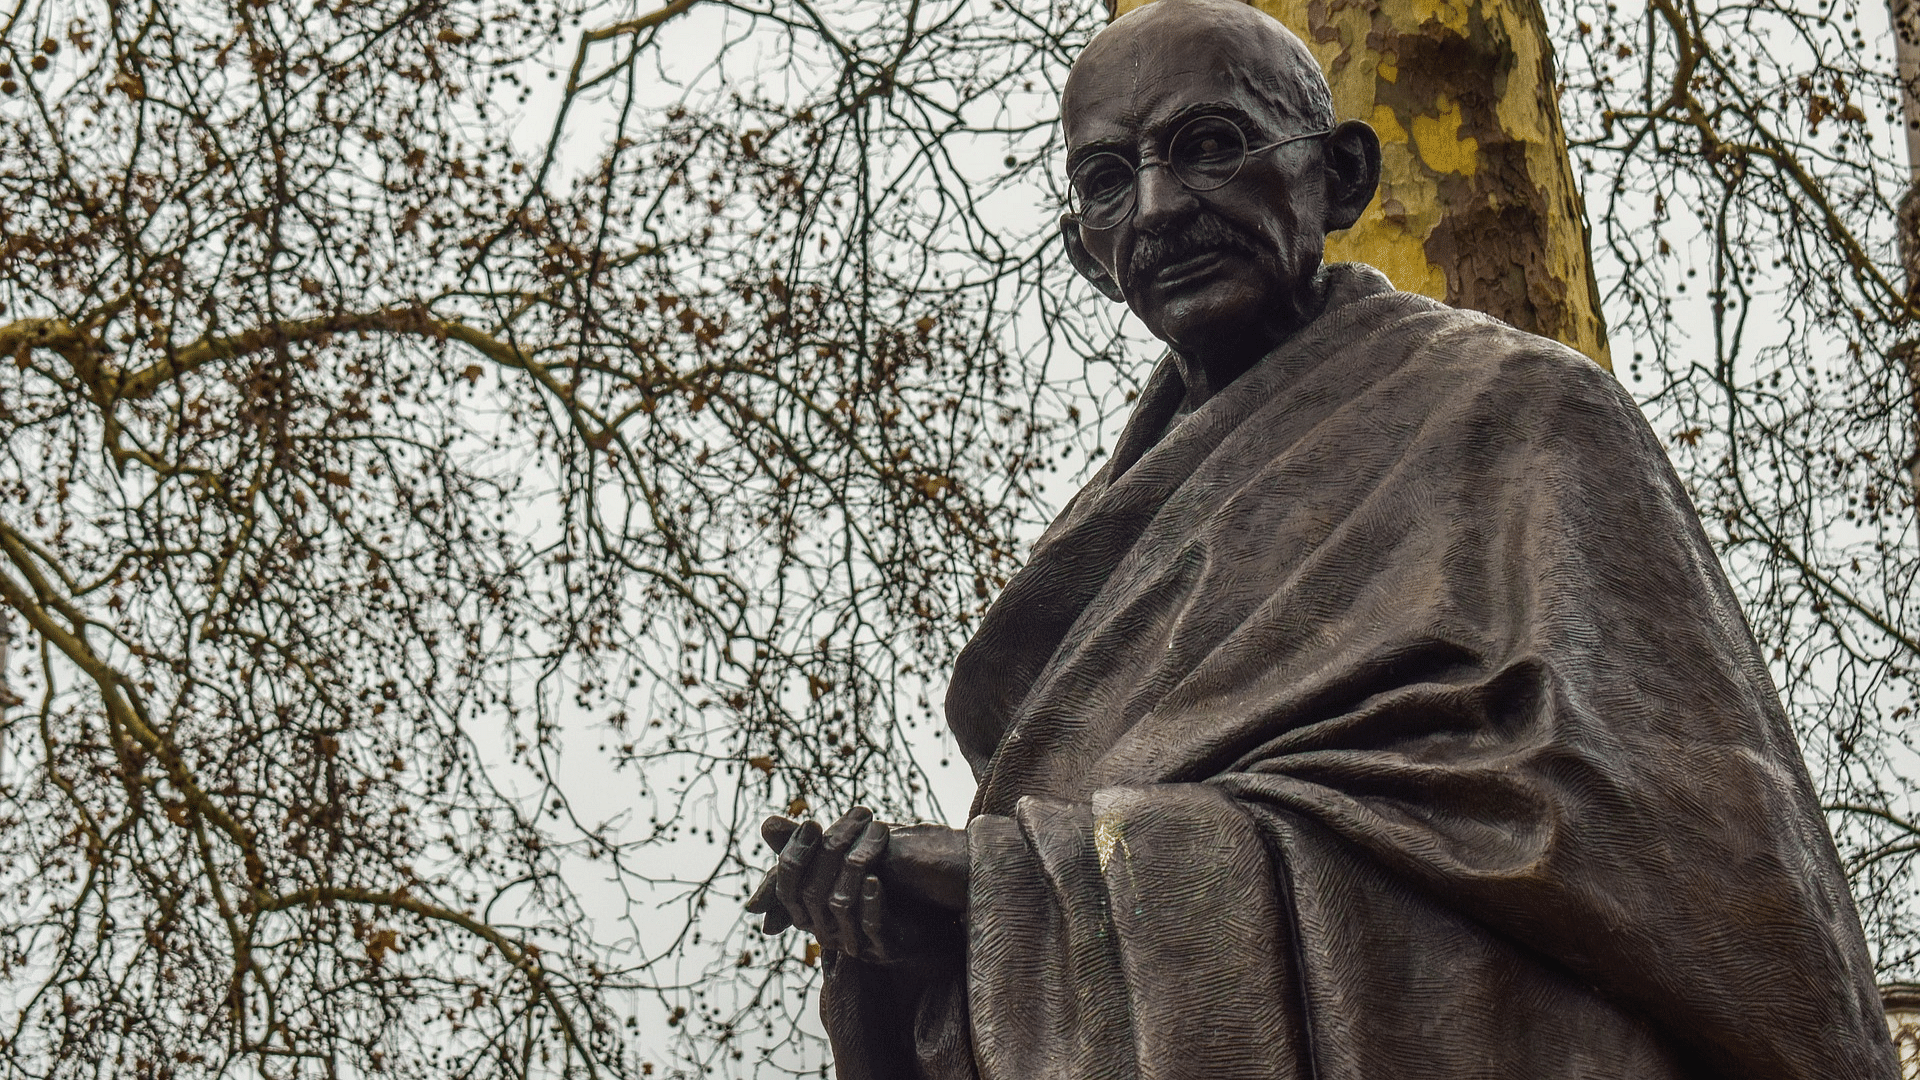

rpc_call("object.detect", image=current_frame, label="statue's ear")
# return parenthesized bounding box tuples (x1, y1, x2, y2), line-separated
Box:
(1060, 213, 1125, 302)
(1322, 119, 1382, 233)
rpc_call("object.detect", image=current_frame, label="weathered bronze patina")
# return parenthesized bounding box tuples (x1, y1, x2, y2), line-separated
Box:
(748, 2, 1899, 1076)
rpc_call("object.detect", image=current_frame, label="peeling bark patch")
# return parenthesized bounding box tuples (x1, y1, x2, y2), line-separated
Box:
(1427, 144, 1571, 335)
(1359, 0, 1602, 360)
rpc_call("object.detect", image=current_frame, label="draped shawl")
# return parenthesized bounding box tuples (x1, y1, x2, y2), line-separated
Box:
(820, 264, 1896, 1080)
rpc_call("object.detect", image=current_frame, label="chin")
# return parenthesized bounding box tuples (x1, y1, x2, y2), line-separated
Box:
(1149, 283, 1272, 351)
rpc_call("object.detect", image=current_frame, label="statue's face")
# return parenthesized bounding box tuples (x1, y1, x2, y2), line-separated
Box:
(1061, 28, 1336, 357)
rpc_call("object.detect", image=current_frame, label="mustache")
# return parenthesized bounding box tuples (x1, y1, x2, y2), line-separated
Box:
(1128, 213, 1264, 283)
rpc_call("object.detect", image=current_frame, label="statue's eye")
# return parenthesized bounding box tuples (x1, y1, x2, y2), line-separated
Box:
(1071, 154, 1135, 204)
(1170, 117, 1245, 179)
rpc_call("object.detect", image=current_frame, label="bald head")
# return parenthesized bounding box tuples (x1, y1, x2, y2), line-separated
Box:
(1063, 0, 1334, 150)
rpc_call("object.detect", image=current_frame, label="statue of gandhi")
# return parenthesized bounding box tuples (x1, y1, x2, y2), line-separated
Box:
(747, 2, 1897, 1078)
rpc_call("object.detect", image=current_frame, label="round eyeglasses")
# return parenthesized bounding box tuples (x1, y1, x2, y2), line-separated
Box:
(1067, 115, 1330, 231)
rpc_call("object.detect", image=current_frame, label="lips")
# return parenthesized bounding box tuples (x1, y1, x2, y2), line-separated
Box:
(1153, 249, 1233, 288)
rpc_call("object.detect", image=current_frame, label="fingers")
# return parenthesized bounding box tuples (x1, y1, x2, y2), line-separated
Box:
(745, 866, 780, 914)
(773, 818, 823, 932)
(771, 807, 870, 938)
(748, 865, 793, 934)
(761, 905, 792, 936)
(799, 808, 872, 944)
(829, 821, 888, 950)
(763, 807, 884, 947)
(749, 865, 793, 934)
(750, 815, 802, 935)
(858, 875, 892, 963)
(744, 864, 783, 933)
(761, 815, 799, 853)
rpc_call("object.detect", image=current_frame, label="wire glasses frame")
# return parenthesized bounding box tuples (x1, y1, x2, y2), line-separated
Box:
(1068, 115, 1331, 231)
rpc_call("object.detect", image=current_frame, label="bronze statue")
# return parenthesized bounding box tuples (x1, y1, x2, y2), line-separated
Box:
(748, 1, 1900, 1076)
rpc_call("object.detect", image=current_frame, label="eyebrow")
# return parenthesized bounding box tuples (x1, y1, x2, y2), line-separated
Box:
(1065, 102, 1263, 170)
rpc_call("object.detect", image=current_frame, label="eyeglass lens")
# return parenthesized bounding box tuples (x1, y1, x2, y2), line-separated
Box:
(1068, 115, 1253, 230)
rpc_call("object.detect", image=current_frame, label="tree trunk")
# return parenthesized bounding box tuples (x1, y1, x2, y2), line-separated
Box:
(1113, 0, 1612, 367)
(0, 611, 14, 770)
(1889, 0, 1920, 503)
(1892, 0, 1920, 291)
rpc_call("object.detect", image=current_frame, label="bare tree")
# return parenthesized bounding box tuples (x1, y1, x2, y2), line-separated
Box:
(1565, 0, 1920, 979)
(2, 0, 1917, 1075)
(0, 0, 1100, 1074)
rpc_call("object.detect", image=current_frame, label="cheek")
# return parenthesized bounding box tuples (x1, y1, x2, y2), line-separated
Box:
(1257, 210, 1307, 257)
(1253, 215, 1323, 281)
(1084, 237, 1133, 292)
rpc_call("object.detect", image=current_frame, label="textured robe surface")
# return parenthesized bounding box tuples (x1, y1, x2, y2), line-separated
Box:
(821, 265, 1898, 1080)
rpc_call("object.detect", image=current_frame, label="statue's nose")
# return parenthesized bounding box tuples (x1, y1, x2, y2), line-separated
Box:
(1132, 162, 1198, 232)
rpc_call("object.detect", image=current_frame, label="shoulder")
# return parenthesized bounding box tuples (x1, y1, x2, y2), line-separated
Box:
(1375, 304, 1638, 430)
(1319, 300, 1671, 484)
(1314, 267, 1616, 403)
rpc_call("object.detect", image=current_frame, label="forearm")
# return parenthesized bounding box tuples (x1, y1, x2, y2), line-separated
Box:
(878, 822, 969, 914)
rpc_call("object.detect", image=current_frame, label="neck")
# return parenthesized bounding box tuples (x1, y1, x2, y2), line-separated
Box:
(1171, 348, 1254, 407)
(1169, 271, 1332, 407)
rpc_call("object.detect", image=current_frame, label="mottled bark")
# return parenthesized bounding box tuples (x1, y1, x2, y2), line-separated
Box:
(1114, 0, 1612, 367)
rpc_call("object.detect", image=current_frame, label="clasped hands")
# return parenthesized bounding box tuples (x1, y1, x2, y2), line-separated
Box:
(745, 806, 967, 966)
